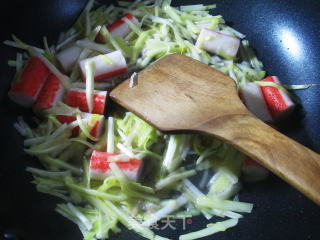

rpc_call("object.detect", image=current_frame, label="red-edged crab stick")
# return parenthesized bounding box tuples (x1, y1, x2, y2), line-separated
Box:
(79, 50, 127, 81)
(196, 28, 240, 59)
(56, 113, 105, 138)
(66, 88, 107, 114)
(242, 156, 269, 182)
(89, 150, 143, 181)
(240, 82, 273, 122)
(96, 13, 139, 43)
(8, 56, 49, 107)
(261, 76, 295, 120)
(33, 74, 64, 113)
(56, 45, 82, 73)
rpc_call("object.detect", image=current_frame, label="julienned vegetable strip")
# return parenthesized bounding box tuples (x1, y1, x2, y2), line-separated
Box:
(76, 113, 99, 141)
(65, 178, 126, 202)
(85, 60, 95, 113)
(197, 196, 253, 213)
(155, 169, 196, 190)
(179, 219, 238, 240)
(107, 117, 115, 153)
(26, 167, 71, 178)
(142, 195, 188, 227)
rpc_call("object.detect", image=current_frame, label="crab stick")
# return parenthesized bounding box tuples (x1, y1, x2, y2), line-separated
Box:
(33, 74, 64, 113)
(242, 156, 269, 182)
(196, 28, 240, 59)
(240, 82, 273, 122)
(66, 88, 107, 114)
(261, 76, 295, 120)
(96, 13, 139, 43)
(8, 56, 49, 107)
(89, 150, 143, 181)
(79, 50, 127, 82)
(56, 45, 82, 73)
(56, 113, 105, 138)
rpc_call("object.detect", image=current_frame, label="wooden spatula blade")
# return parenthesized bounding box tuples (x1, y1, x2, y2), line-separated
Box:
(110, 53, 247, 131)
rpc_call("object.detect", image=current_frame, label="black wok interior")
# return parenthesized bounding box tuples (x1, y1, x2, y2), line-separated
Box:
(0, 0, 319, 239)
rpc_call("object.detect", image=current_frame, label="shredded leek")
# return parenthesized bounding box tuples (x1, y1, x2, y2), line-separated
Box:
(76, 113, 99, 142)
(197, 196, 253, 213)
(179, 218, 238, 240)
(85, 60, 95, 113)
(107, 117, 115, 153)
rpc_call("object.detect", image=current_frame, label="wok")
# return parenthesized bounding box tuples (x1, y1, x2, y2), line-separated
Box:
(0, 0, 319, 239)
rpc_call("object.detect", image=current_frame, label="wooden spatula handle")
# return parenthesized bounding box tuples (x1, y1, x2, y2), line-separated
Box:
(196, 113, 320, 205)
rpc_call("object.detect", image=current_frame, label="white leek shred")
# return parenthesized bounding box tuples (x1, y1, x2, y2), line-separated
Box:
(49, 123, 68, 139)
(163, 135, 191, 172)
(142, 195, 188, 227)
(198, 169, 210, 189)
(67, 202, 93, 231)
(85, 60, 95, 113)
(76, 113, 99, 142)
(14, 122, 27, 136)
(26, 167, 71, 178)
(4, 35, 45, 53)
(25, 142, 71, 156)
(55, 207, 86, 229)
(183, 179, 213, 220)
(129, 72, 138, 88)
(107, 117, 115, 153)
(41, 156, 82, 175)
(116, 143, 135, 158)
(283, 83, 317, 90)
(16, 52, 23, 74)
(56, 33, 79, 50)
(76, 39, 113, 53)
(16, 116, 33, 138)
(155, 170, 196, 190)
(163, 135, 178, 171)
(24, 136, 47, 146)
(45, 102, 80, 116)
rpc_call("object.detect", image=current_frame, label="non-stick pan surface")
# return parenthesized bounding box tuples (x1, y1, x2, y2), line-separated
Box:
(0, 0, 319, 239)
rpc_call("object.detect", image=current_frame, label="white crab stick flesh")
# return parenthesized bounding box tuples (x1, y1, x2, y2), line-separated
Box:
(196, 28, 240, 59)
(56, 45, 82, 73)
(242, 156, 269, 182)
(96, 13, 139, 42)
(56, 113, 105, 138)
(261, 76, 295, 120)
(33, 74, 64, 113)
(66, 88, 107, 114)
(79, 50, 127, 82)
(89, 150, 143, 181)
(240, 82, 273, 122)
(8, 56, 49, 107)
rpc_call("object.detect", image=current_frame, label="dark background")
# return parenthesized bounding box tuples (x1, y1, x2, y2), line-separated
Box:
(0, 0, 319, 240)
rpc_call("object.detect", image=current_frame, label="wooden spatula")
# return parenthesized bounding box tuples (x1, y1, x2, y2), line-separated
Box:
(110, 53, 320, 205)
